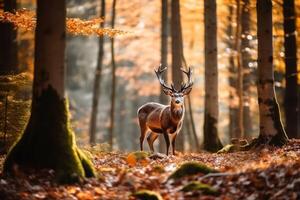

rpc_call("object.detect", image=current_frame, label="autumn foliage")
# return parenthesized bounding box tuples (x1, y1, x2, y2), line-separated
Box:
(0, 9, 127, 37)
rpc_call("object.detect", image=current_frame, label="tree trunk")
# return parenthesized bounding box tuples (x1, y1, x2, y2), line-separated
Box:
(171, 0, 184, 151)
(159, 0, 169, 153)
(227, 5, 239, 139)
(241, 0, 253, 137)
(255, 0, 288, 146)
(108, 0, 117, 151)
(182, 56, 199, 152)
(235, 0, 244, 138)
(185, 97, 200, 151)
(203, 0, 223, 152)
(0, 0, 18, 75)
(3, 0, 96, 182)
(89, 0, 106, 145)
(283, 0, 299, 138)
(160, 0, 169, 105)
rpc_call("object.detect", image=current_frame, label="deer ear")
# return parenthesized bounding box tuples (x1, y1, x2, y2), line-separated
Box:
(183, 87, 192, 95)
(163, 88, 172, 96)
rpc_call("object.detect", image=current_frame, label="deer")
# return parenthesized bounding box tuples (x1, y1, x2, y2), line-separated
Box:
(137, 64, 193, 155)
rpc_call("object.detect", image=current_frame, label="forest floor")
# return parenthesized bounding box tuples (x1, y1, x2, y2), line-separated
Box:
(0, 140, 300, 200)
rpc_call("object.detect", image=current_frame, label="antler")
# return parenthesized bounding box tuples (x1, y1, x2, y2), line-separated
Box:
(180, 67, 193, 94)
(155, 64, 174, 94)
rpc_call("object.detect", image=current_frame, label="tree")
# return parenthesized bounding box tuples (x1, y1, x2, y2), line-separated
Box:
(203, 0, 223, 152)
(283, 0, 299, 138)
(241, 0, 253, 137)
(0, 0, 18, 75)
(235, 0, 244, 138)
(3, 0, 96, 182)
(159, 0, 169, 105)
(171, 0, 184, 151)
(108, 0, 117, 151)
(158, 0, 169, 153)
(90, 0, 106, 145)
(227, 4, 239, 139)
(254, 0, 288, 146)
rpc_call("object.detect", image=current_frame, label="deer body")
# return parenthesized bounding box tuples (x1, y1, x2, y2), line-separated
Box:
(138, 65, 192, 155)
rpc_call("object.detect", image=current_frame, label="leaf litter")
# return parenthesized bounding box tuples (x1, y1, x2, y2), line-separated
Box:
(0, 139, 299, 199)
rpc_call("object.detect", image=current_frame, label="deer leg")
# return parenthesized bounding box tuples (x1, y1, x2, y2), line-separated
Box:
(163, 132, 170, 155)
(139, 121, 148, 151)
(171, 133, 178, 155)
(147, 132, 158, 152)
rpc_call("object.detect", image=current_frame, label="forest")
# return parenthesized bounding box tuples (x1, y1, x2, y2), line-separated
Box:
(0, 0, 299, 199)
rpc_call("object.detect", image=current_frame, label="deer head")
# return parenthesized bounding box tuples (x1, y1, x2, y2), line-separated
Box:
(155, 64, 193, 107)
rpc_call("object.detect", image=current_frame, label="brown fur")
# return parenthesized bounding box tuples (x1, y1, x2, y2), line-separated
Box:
(138, 101, 184, 155)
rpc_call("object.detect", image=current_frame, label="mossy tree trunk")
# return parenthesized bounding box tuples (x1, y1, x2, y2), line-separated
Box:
(203, 0, 223, 152)
(255, 0, 288, 146)
(90, 0, 106, 145)
(3, 0, 96, 182)
(159, 0, 169, 153)
(0, 0, 18, 75)
(283, 0, 299, 139)
(171, 0, 184, 151)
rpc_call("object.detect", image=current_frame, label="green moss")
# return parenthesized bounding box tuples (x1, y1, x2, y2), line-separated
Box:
(130, 151, 150, 160)
(3, 86, 96, 183)
(217, 144, 237, 153)
(76, 148, 96, 178)
(133, 190, 163, 200)
(168, 162, 218, 180)
(181, 181, 219, 195)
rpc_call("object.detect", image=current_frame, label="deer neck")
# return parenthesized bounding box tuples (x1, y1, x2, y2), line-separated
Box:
(170, 102, 184, 123)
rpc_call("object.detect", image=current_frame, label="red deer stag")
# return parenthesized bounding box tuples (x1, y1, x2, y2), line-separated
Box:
(137, 64, 193, 155)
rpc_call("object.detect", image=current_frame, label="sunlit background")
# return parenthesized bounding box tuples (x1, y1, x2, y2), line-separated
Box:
(1, 0, 300, 152)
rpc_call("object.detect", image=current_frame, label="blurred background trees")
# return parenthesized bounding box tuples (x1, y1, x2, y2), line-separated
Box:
(90, 0, 106, 145)
(0, 0, 299, 153)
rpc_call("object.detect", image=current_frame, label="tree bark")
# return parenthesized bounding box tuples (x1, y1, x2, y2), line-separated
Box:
(203, 0, 223, 152)
(182, 56, 199, 151)
(227, 5, 239, 139)
(283, 0, 299, 138)
(235, 0, 244, 138)
(186, 96, 200, 151)
(255, 0, 288, 146)
(3, 0, 96, 183)
(0, 0, 18, 75)
(171, 0, 184, 151)
(89, 0, 106, 145)
(241, 0, 253, 137)
(160, 0, 169, 105)
(159, 0, 169, 153)
(108, 0, 117, 151)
